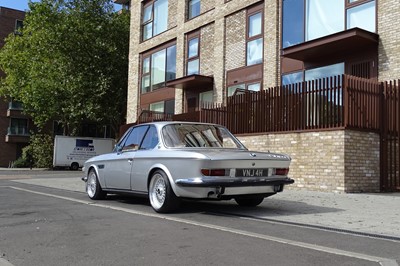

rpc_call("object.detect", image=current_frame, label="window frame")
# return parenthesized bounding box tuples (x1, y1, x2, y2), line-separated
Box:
(187, 0, 201, 20)
(141, 0, 169, 41)
(227, 81, 262, 97)
(186, 31, 201, 75)
(246, 4, 264, 66)
(14, 20, 23, 35)
(121, 125, 150, 152)
(149, 99, 175, 114)
(8, 118, 28, 136)
(282, 0, 376, 48)
(140, 41, 177, 94)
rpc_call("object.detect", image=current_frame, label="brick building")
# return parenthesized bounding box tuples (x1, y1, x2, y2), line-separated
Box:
(0, 7, 27, 167)
(0, 6, 116, 168)
(123, 0, 399, 192)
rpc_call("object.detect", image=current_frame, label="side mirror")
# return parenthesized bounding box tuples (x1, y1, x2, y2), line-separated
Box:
(114, 144, 123, 153)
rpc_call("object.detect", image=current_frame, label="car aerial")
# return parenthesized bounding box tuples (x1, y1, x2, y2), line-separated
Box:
(82, 121, 294, 213)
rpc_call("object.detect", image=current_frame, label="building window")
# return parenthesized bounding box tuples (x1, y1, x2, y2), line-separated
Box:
(142, 0, 169, 41)
(282, 0, 376, 48)
(15, 20, 24, 35)
(346, 1, 375, 32)
(8, 100, 23, 110)
(149, 99, 175, 114)
(141, 43, 176, 93)
(246, 7, 263, 66)
(186, 32, 200, 75)
(281, 63, 344, 86)
(282, 71, 303, 86)
(8, 118, 28, 136)
(188, 0, 200, 19)
(199, 91, 213, 104)
(304, 63, 344, 82)
(227, 82, 261, 96)
(306, 0, 344, 41)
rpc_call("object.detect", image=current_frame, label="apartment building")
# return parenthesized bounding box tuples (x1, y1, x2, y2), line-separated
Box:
(0, 7, 27, 167)
(123, 0, 400, 192)
(124, 0, 398, 123)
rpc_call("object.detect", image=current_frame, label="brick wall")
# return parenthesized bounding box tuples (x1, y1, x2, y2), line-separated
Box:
(201, 0, 215, 14)
(237, 130, 380, 193)
(263, 0, 279, 87)
(225, 10, 246, 71)
(168, 0, 178, 29)
(344, 130, 380, 192)
(378, 0, 400, 81)
(200, 23, 215, 76)
(0, 7, 26, 167)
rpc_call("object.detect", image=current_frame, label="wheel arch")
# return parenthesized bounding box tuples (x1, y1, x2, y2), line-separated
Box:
(147, 164, 178, 196)
(86, 164, 106, 188)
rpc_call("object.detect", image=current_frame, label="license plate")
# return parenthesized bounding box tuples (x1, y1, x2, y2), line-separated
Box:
(236, 168, 269, 177)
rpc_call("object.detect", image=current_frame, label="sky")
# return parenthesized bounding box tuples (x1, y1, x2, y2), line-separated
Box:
(0, 0, 121, 11)
(0, 0, 39, 11)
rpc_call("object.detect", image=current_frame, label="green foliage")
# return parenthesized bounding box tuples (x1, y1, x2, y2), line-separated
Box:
(12, 156, 30, 168)
(29, 134, 54, 168)
(0, 0, 129, 137)
(11, 134, 53, 168)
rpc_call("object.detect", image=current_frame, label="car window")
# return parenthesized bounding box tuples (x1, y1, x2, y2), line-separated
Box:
(162, 124, 244, 149)
(140, 126, 159, 150)
(122, 126, 149, 151)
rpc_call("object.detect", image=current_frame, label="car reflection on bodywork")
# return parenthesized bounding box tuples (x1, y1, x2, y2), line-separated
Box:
(82, 121, 294, 213)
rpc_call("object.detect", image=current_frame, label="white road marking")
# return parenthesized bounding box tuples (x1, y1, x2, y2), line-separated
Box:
(7, 186, 399, 266)
(0, 258, 14, 266)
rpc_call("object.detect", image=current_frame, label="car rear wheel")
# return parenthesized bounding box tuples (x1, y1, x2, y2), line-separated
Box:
(86, 169, 106, 200)
(234, 195, 264, 207)
(149, 170, 180, 213)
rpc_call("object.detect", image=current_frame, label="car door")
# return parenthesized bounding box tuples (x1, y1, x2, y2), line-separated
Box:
(131, 125, 160, 192)
(103, 125, 149, 190)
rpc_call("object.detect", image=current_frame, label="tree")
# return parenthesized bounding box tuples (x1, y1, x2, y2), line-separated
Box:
(0, 0, 129, 137)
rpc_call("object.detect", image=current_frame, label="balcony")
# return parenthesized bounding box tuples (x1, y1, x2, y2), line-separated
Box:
(8, 101, 23, 110)
(7, 101, 28, 118)
(5, 127, 30, 143)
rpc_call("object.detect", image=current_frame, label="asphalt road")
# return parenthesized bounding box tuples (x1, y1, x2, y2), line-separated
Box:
(0, 170, 399, 266)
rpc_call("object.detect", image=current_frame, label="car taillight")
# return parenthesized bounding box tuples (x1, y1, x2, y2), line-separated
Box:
(201, 169, 226, 176)
(275, 168, 289, 176)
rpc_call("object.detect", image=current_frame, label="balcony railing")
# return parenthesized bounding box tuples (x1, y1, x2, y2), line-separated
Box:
(8, 101, 24, 110)
(7, 127, 29, 136)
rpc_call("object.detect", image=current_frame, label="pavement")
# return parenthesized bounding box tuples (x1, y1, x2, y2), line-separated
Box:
(1, 168, 400, 239)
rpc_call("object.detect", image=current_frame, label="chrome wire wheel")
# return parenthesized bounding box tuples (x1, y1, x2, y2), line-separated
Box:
(87, 171, 97, 199)
(86, 169, 106, 200)
(149, 173, 166, 210)
(149, 170, 180, 213)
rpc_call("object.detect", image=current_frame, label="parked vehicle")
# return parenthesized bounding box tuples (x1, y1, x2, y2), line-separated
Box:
(53, 136, 115, 170)
(81, 122, 294, 213)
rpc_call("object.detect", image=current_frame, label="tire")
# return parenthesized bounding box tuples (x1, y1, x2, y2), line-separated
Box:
(148, 170, 180, 213)
(234, 195, 265, 207)
(70, 162, 79, 171)
(86, 169, 106, 200)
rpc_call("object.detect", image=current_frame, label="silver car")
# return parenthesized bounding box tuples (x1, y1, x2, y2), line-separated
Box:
(82, 122, 294, 213)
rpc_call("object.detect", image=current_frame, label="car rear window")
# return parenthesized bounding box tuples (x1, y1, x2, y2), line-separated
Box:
(162, 124, 243, 149)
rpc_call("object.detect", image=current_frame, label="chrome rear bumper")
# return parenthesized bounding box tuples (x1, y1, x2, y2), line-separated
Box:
(175, 176, 294, 187)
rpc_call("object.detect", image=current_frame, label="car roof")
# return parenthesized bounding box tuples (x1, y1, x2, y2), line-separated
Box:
(139, 121, 223, 127)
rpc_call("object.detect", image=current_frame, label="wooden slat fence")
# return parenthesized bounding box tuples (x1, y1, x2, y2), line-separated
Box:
(380, 80, 400, 191)
(132, 74, 399, 191)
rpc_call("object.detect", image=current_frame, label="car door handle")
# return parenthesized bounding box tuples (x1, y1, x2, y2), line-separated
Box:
(128, 159, 133, 164)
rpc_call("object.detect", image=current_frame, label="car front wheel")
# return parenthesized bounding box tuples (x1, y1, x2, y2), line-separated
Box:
(149, 170, 180, 213)
(86, 169, 106, 200)
(234, 195, 264, 207)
